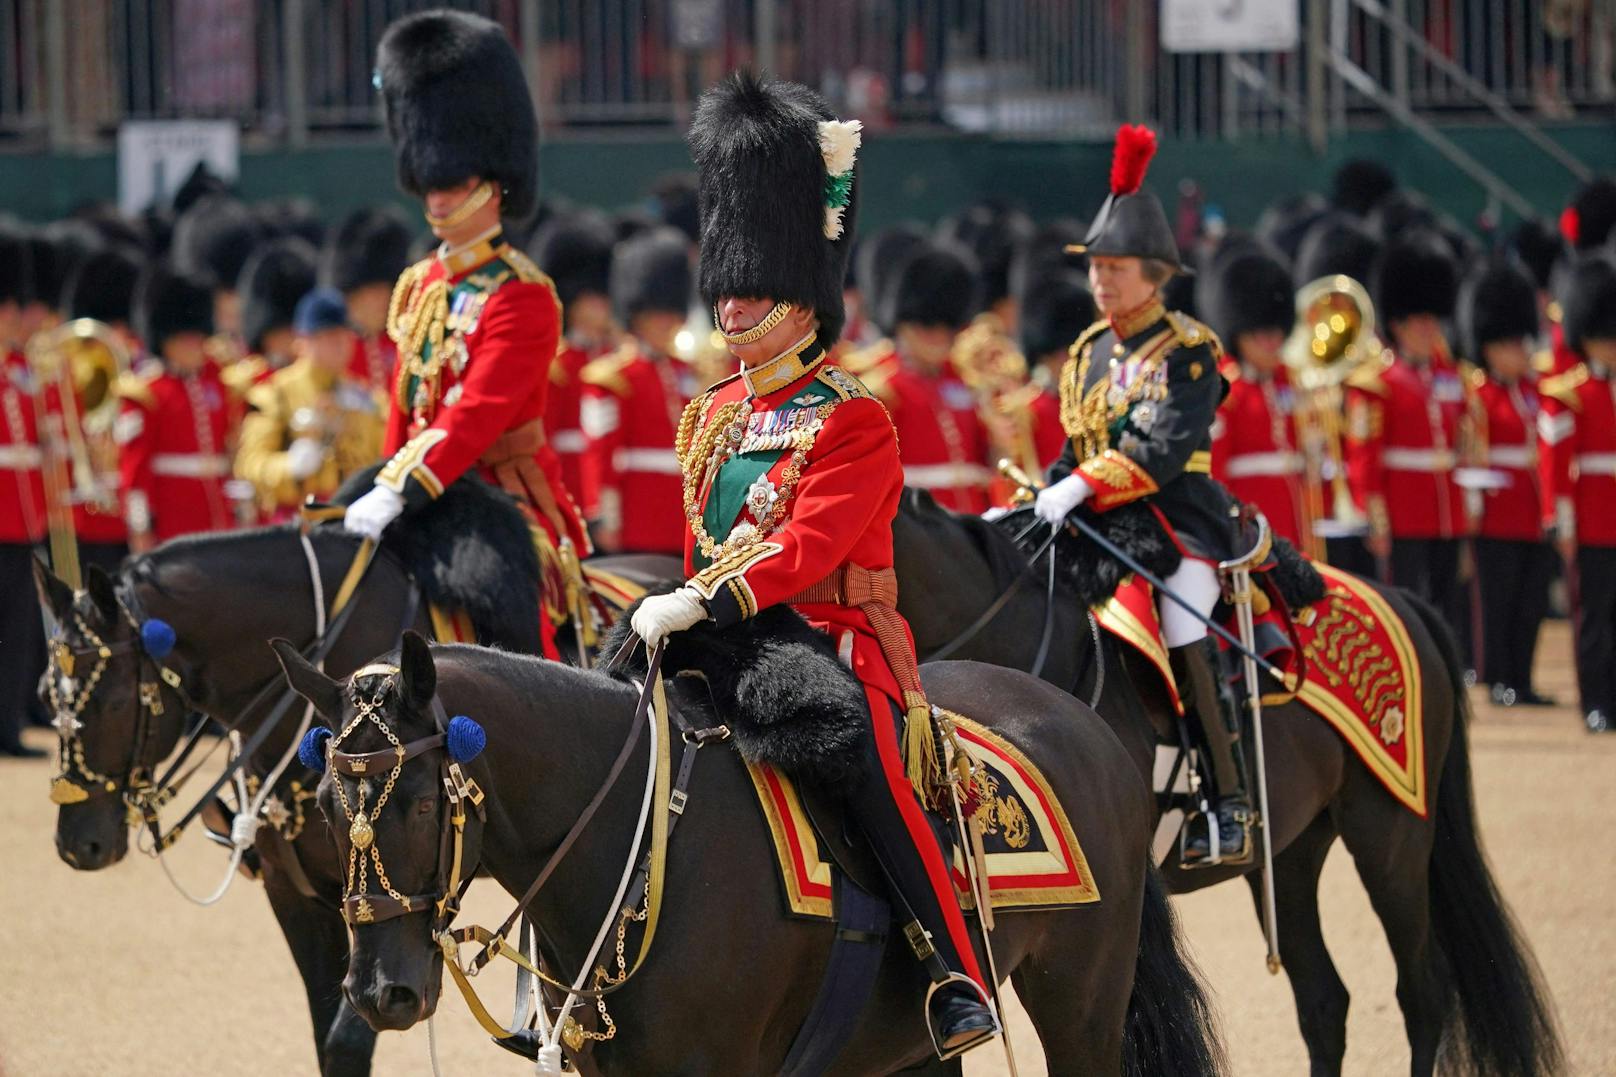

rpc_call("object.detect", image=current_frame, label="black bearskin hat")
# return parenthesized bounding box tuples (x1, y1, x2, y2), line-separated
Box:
(321, 208, 412, 294)
(1019, 269, 1095, 361)
(937, 201, 1035, 308)
(62, 247, 143, 326)
(891, 242, 979, 332)
(0, 220, 31, 306)
(1373, 230, 1459, 324)
(1365, 189, 1438, 243)
(1255, 193, 1331, 265)
(1009, 218, 1088, 300)
(1199, 250, 1295, 348)
(609, 226, 692, 324)
(1564, 177, 1616, 252)
(136, 265, 214, 353)
(647, 173, 701, 243)
(1330, 159, 1397, 217)
(689, 72, 861, 347)
(531, 211, 616, 310)
(171, 195, 262, 293)
(1076, 125, 1183, 270)
(1293, 213, 1382, 289)
(1559, 253, 1616, 353)
(238, 237, 318, 353)
(255, 198, 326, 248)
(1508, 217, 1566, 292)
(24, 234, 63, 311)
(855, 223, 928, 336)
(1458, 260, 1539, 364)
(376, 10, 539, 221)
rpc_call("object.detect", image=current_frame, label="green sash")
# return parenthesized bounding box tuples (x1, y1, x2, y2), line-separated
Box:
(400, 262, 505, 409)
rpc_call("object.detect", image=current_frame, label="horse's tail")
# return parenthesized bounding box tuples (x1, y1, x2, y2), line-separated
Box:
(1121, 866, 1225, 1077)
(1406, 592, 1564, 1077)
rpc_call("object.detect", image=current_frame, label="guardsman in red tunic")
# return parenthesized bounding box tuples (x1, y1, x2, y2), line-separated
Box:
(1, 224, 47, 756)
(321, 207, 411, 396)
(236, 237, 318, 384)
(1204, 249, 1318, 553)
(849, 242, 993, 513)
(1459, 261, 1556, 707)
(345, 10, 588, 661)
(580, 226, 696, 554)
(170, 195, 261, 362)
(1017, 268, 1096, 471)
(532, 211, 618, 509)
(631, 73, 997, 1057)
(1344, 232, 1477, 631)
(1538, 253, 1616, 733)
(116, 267, 242, 550)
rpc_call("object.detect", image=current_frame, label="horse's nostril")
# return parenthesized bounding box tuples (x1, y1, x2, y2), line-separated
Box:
(379, 984, 419, 1019)
(81, 840, 102, 862)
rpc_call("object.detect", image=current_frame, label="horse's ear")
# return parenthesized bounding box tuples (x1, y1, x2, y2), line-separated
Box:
(270, 639, 344, 725)
(399, 630, 437, 711)
(84, 564, 121, 622)
(32, 556, 75, 618)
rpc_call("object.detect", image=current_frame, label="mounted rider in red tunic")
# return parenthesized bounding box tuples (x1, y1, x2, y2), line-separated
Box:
(343, 10, 589, 660)
(628, 72, 1000, 1059)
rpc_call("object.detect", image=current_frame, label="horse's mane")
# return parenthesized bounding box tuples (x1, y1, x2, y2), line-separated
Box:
(899, 487, 1053, 594)
(127, 524, 332, 596)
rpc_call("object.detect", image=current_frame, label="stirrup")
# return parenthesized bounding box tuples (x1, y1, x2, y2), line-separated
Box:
(924, 973, 1001, 1061)
(1178, 805, 1254, 869)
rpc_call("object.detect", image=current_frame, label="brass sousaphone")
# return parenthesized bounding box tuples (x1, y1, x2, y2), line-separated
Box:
(25, 318, 132, 588)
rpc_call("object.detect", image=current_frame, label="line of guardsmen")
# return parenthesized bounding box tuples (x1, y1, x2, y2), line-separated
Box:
(7, 160, 1616, 753)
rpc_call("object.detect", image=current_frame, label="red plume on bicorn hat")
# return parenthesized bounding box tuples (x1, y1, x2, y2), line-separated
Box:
(1069, 124, 1186, 272)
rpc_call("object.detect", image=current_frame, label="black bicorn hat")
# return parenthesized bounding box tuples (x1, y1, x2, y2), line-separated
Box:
(1199, 249, 1295, 347)
(62, 246, 143, 326)
(610, 226, 693, 324)
(1073, 124, 1184, 271)
(321, 207, 412, 294)
(1373, 229, 1459, 324)
(1019, 268, 1095, 361)
(890, 241, 979, 332)
(238, 237, 318, 353)
(376, 10, 539, 221)
(688, 71, 862, 347)
(136, 263, 215, 353)
(531, 210, 617, 310)
(1457, 259, 1540, 364)
(1559, 252, 1616, 353)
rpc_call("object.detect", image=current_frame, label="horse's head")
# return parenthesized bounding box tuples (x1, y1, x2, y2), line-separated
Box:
(34, 559, 192, 870)
(275, 631, 487, 1032)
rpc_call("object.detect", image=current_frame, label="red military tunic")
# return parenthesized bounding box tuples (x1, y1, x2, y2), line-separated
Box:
(548, 338, 609, 513)
(1028, 383, 1066, 470)
(1471, 369, 1544, 541)
(114, 360, 241, 543)
(1212, 359, 1314, 550)
(678, 338, 984, 988)
(347, 332, 398, 397)
(579, 340, 699, 554)
(852, 343, 992, 514)
(0, 349, 46, 544)
(1539, 361, 1616, 547)
(1344, 349, 1475, 540)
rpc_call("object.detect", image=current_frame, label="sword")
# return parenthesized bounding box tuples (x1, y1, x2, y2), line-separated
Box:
(1219, 516, 1283, 976)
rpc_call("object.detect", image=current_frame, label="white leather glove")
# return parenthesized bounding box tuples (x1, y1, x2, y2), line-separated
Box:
(343, 485, 405, 541)
(1034, 474, 1093, 525)
(630, 587, 709, 647)
(285, 438, 325, 481)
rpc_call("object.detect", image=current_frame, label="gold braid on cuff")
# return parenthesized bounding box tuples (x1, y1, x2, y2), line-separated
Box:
(424, 181, 495, 229)
(716, 301, 793, 346)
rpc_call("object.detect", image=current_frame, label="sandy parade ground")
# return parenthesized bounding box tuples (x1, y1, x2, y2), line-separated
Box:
(1, 620, 1612, 1076)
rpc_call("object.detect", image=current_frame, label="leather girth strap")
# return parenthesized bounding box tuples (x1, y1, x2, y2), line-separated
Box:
(479, 418, 573, 543)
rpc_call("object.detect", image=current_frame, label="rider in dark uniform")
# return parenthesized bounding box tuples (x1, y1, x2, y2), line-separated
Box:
(1035, 125, 1250, 866)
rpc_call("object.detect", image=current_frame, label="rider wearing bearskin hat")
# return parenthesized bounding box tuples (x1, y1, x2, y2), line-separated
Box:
(629, 71, 1000, 1057)
(346, 9, 588, 658)
(1034, 124, 1254, 867)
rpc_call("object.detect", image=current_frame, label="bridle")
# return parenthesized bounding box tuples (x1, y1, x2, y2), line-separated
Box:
(316, 664, 485, 937)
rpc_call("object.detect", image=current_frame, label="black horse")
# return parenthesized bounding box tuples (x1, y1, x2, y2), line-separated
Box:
(888, 491, 1562, 1077)
(274, 629, 1224, 1074)
(32, 513, 672, 1077)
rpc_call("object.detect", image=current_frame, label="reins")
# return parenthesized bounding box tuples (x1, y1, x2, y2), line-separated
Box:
(923, 512, 1060, 673)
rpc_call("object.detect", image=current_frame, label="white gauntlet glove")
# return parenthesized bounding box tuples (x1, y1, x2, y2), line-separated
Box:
(286, 438, 326, 481)
(630, 587, 709, 646)
(1034, 474, 1093, 524)
(343, 485, 405, 541)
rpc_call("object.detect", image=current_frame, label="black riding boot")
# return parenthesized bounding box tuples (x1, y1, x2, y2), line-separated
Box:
(1173, 636, 1254, 868)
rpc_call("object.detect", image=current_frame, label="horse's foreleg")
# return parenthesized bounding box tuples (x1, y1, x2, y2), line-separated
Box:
(1257, 813, 1350, 1077)
(261, 868, 376, 1076)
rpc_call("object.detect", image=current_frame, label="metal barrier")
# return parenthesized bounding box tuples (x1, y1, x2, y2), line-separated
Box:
(0, 0, 1609, 148)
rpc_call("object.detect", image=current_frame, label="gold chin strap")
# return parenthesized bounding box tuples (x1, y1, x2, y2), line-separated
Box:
(425, 181, 495, 229)
(715, 301, 793, 346)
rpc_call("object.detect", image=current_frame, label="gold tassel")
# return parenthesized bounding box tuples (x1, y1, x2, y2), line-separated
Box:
(902, 692, 940, 804)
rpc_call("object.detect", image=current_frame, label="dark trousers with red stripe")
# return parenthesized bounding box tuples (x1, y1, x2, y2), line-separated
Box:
(818, 696, 984, 992)
(1475, 537, 1555, 694)
(0, 542, 46, 749)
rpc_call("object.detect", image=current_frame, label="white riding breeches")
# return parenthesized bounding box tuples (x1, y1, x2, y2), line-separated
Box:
(1159, 558, 1221, 649)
